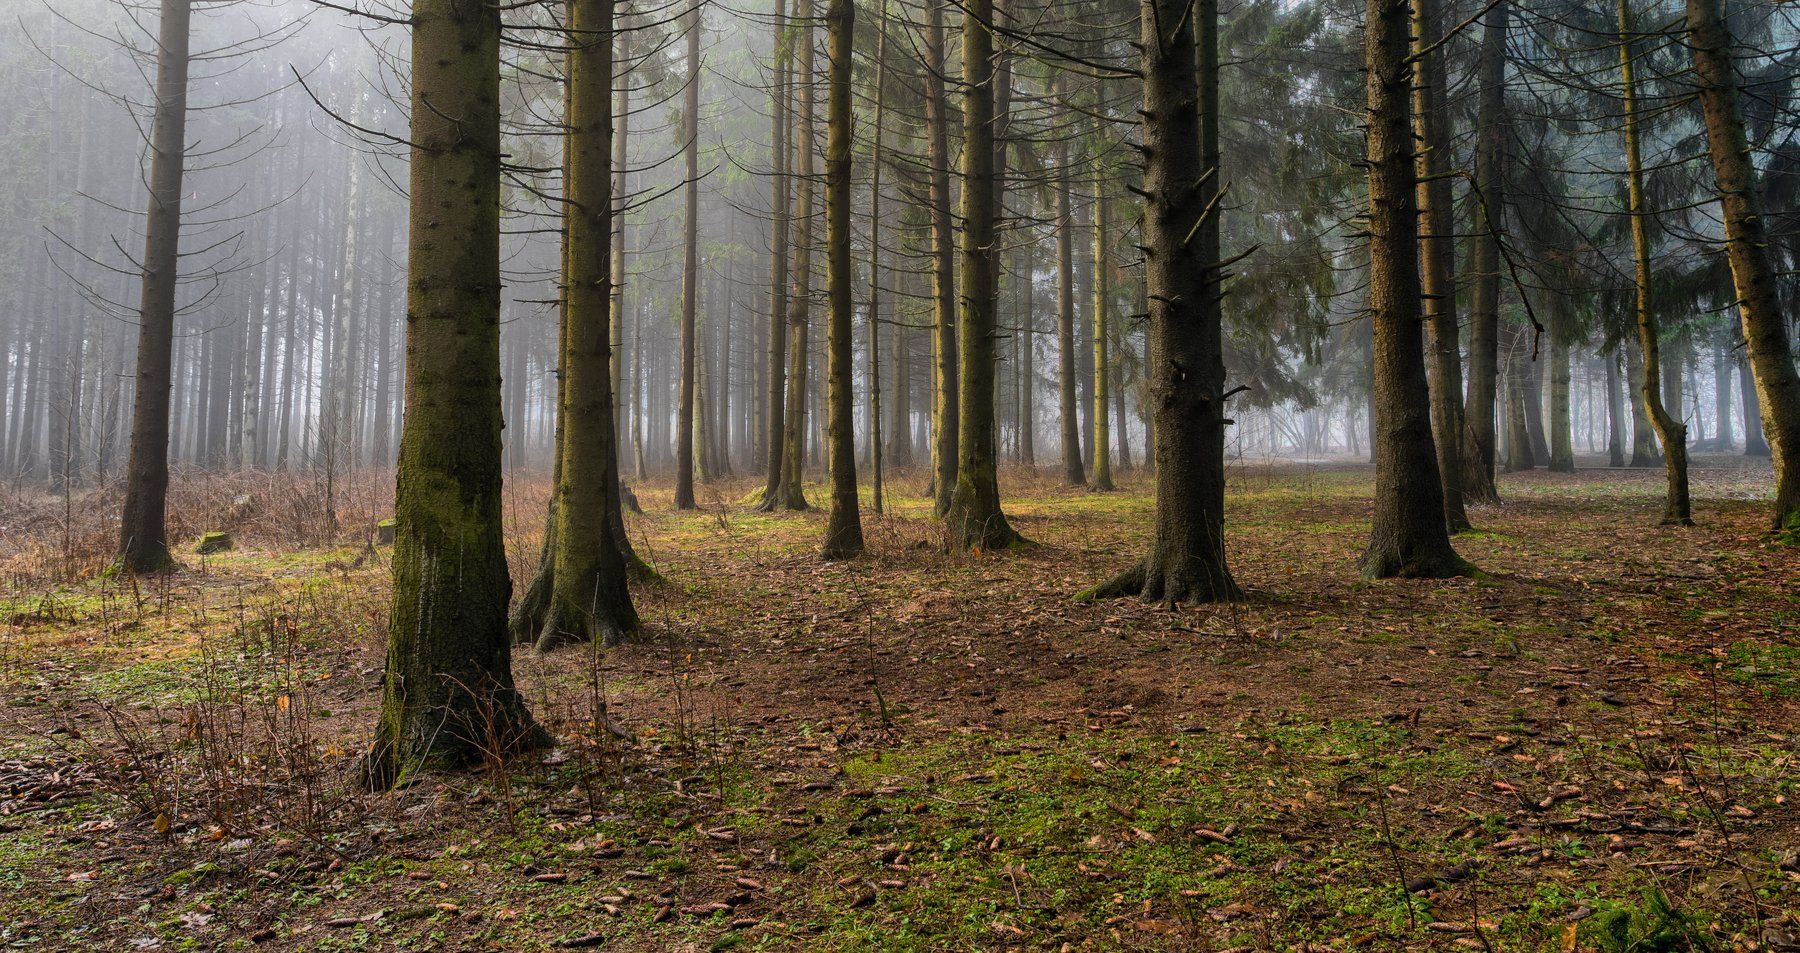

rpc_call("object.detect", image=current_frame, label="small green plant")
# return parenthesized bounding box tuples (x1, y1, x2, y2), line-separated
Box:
(1582, 888, 1709, 952)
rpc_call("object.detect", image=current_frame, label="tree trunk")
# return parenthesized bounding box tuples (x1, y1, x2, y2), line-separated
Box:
(820, 0, 863, 558)
(1018, 225, 1035, 467)
(1461, 0, 1508, 505)
(1605, 346, 1626, 466)
(943, 0, 1020, 552)
(1525, 355, 1549, 464)
(759, 0, 791, 494)
(1711, 328, 1734, 450)
(674, 2, 702, 509)
(1739, 333, 1768, 456)
(1548, 298, 1574, 472)
(764, 0, 815, 511)
(612, 34, 631, 484)
(1084, 0, 1238, 603)
(1686, 0, 1800, 532)
(864, 0, 889, 513)
(118, 0, 192, 573)
(924, 0, 958, 516)
(1501, 322, 1534, 472)
(364, 0, 544, 789)
(1089, 178, 1113, 491)
(1359, 0, 1471, 580)
(1411, 0, 1468, 526)
(1055, 74, 1085, 489)
(1620, 0, 1689, 523)
(530, 0, 637, 650)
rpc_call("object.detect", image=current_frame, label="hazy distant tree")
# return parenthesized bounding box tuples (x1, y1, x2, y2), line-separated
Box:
(364, 0, 542, 788)
(1685, 0, 1800, 535)
(1359, 0, 1471, 579)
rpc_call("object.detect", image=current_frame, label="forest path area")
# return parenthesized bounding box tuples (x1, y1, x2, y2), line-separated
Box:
(2, 459, 1796, 951)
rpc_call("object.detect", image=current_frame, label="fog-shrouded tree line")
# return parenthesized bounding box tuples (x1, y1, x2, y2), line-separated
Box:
(4, 0, 1800, 775)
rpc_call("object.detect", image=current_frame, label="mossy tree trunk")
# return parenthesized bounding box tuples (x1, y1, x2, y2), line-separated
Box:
(1619, 0, 1689, 524)
(1359, 0, 1472, 580)
(534, 0, 639, 651)
(1686, 0, 1800, 534)
(1085, 0, 1238, 604)
(820, 0, 863, 559)
(118, 0, 192, 575)
(924, 0, 959, 517)
(943, 0, 1021, 553)
(364, 0, 544, 789)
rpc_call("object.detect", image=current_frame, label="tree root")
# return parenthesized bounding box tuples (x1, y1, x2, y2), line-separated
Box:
(534, 600, 631, 654)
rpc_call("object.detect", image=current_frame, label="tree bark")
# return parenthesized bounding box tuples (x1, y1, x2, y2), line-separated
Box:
(1085, 0, 1238, 603)
(1547, 298, 1574, 472)
(1055, 73, 1085, 489)
(1605, 345, 1626, 466)
(764, 0, 815, 512)
(674, 2, 702, 509)
(531, 0, 638, 650)
(1461, 0, 1508, 505)
(118, 0, 192, 574)
(1089, 178, 1113, 491)
(1359, 0, 1471, 580)
(864, 0, 889, 514)
(364, 0, 544, 789)
(1686, 0, 1800, 533)
(1626, 341, 1660, 467)
(943, 0, 1020, 552)
(759, 0, 791, 494)
(1738, 333, 1767, 455)
(1620, 0, 1689, 523)
(821, 0, 863, 558)
(924, 0, 959, 516)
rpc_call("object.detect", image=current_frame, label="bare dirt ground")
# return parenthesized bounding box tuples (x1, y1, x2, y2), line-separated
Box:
(2, 457, 1796, 951)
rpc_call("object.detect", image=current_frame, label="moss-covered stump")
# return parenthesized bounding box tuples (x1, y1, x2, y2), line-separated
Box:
(194, 532, 233, 555)
(376, 519, 397, 545)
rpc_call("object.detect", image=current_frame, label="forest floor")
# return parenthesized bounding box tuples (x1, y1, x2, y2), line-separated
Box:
(1, 457, 1797, 951)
